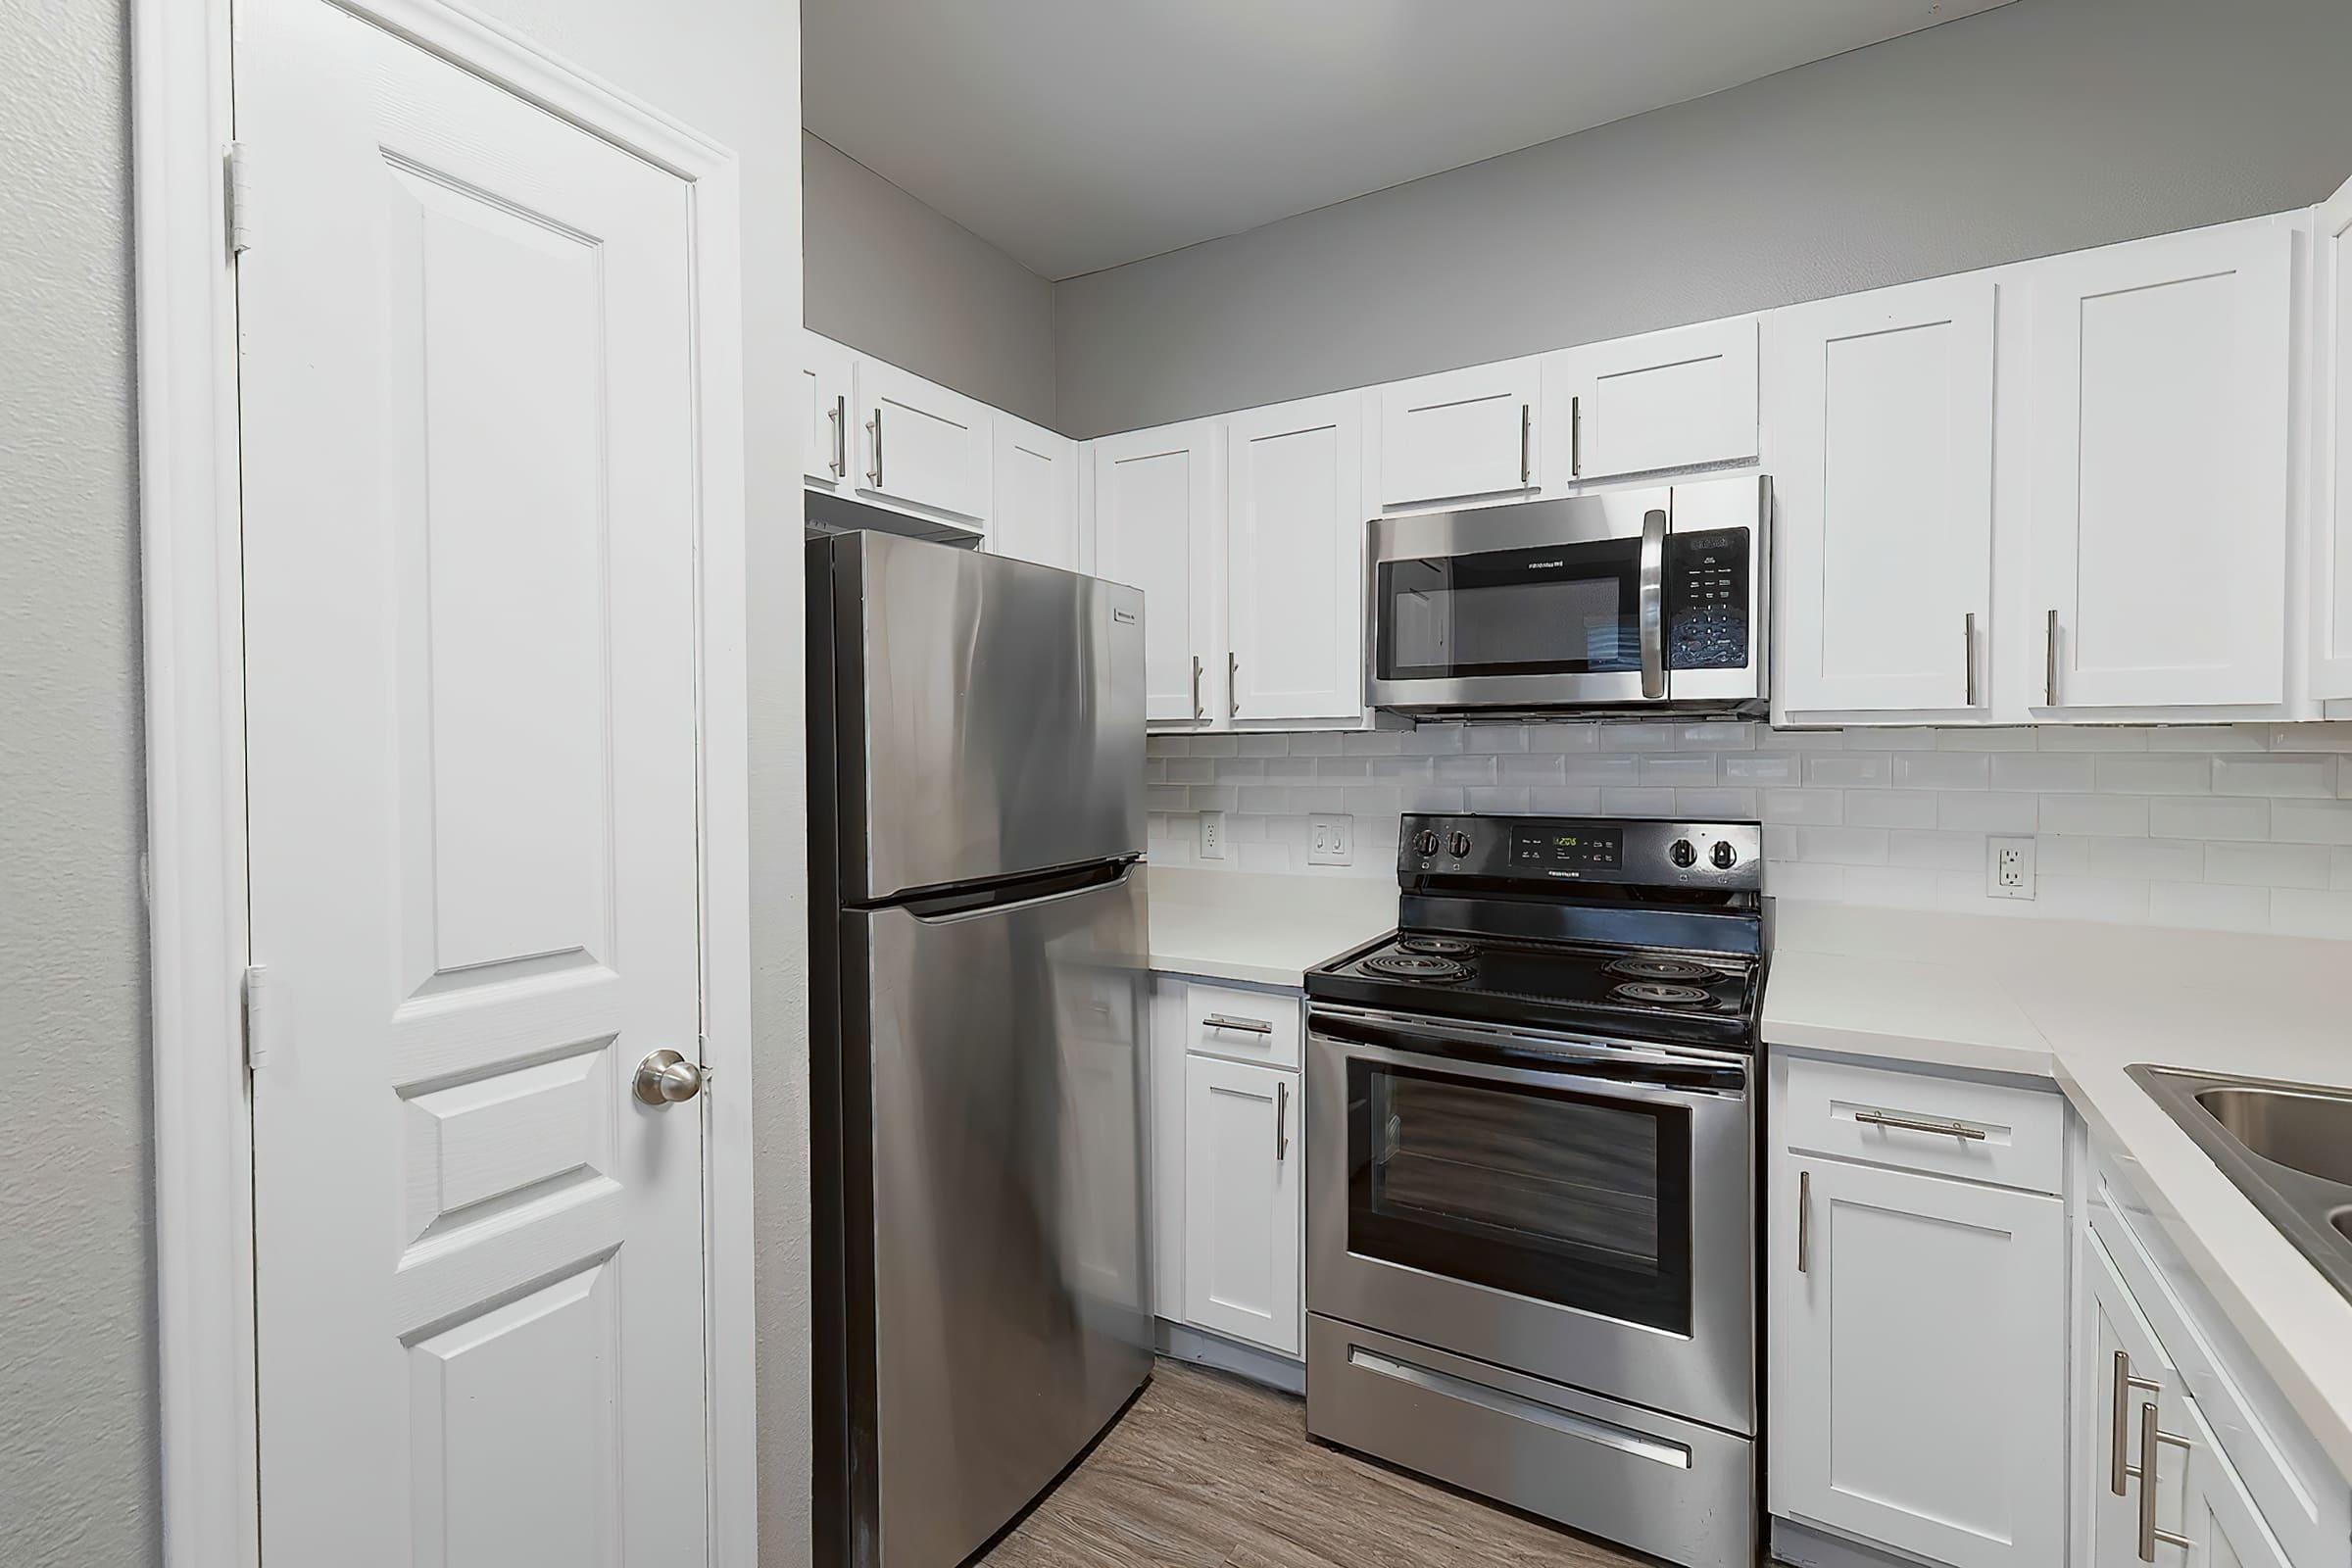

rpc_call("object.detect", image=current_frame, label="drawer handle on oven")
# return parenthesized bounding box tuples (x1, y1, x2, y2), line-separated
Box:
(1853, 1108, 1987, 1141)
(1201, 1013, 1273, 1036)
(1348, 1347, 1692, 1470)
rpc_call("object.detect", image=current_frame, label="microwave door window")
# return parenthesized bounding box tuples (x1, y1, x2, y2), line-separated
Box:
(1378, 539, 1642, 680)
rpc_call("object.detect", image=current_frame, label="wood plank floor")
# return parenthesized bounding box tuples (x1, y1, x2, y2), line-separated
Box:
(976, 1358, 1657, 1568)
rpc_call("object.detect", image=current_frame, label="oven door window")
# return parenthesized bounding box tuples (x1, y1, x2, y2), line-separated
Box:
(1346, 1059, 1692, 1335)
(1376, 537, 1642, 680)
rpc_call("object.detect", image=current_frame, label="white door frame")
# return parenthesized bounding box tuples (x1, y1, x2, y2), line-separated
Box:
(131, 3, 756, 1564)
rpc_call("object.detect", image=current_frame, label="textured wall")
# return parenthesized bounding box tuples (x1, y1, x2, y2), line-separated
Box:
(0, 1, 159, 1563)
(805, 131, 1059, 428)
(1055, 0, 2352, 437)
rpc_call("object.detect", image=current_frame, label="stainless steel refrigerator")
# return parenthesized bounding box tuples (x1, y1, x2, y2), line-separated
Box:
(808, 530, 1153, 1568)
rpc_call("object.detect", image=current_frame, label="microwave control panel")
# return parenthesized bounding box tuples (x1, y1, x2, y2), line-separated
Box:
(1665, 528, 1750, 670)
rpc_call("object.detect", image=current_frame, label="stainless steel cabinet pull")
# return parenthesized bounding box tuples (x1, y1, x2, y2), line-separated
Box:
(1796, 1168, 1812, 1274)
(829, 394, 847, 477)
(1191, 656, 1203, 720)
(1275, 1080, 1290, 1161)
(1963, 612, 1978, 707)
(1853, 1108, 1987, 1141)
(1520, 403, 1533, 485)
(1200, 1013, 1273, 1035)
(1570, 394, 1582, 476)
(2135, 1400, 2194, 1561)
(2044, 608, 2060, 707)
(866, 408, 884, 487)
(2110, 1349, 2162, 1495)
(1637, 508, 1667, 701)
(1229, 652, 1240, 717)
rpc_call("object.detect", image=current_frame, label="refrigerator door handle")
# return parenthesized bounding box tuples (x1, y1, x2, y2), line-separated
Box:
(896, 858, 1138, 923)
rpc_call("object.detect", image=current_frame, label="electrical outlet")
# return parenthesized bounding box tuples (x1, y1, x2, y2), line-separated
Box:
(1199, 810, 1226, 860)
(1986, 836, 2035, 900)
(1307, 814, 1353, 866)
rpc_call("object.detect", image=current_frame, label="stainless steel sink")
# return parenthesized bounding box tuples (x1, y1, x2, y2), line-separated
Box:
(2129, 1066, 2352, 1303)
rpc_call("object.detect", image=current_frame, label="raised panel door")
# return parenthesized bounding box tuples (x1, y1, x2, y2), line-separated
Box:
(1094, 421, 1222, 724)
(1182, 1054, 1300, 1356)
(1375, 359, 1541, 511)
(1227, 393, 1364, 722)
(1774, 277, 1996, 714)
(2028, 220, 2292, 710)
(1549, 317, 1759, 482)
(1773, 1156, 2066, 1568)
(854, 355, 992, 528)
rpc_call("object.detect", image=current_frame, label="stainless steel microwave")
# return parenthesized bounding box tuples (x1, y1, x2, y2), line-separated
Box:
(1365, 475, 1769, 718)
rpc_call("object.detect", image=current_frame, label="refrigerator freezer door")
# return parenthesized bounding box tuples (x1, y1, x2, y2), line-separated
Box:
(846, 865, 1153, 1568)
(814, 531, 1147, 904)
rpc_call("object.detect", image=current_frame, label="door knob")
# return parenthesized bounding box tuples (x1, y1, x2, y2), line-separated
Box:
(633, 1049, 704, 1106)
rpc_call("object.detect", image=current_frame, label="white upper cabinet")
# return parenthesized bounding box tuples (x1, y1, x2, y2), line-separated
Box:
(1226, 393, 1365, 723)
(1094, 420, 1223, 724)
(2026, 220, 2293, 711)
(802, 331, 855, 488)
(1774, 277, 1996, 715)
(1180, 1053, 1301, 1357)
(1373, 358, 1541, 511)
(1546, 317, 1759, 483)
(853, 355, 993, 528)
(989, 414, 1085, 572)
(2313, 173, 2352, 703)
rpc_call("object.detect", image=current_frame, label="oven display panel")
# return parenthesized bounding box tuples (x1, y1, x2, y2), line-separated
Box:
(1509, 825, 1623, 870)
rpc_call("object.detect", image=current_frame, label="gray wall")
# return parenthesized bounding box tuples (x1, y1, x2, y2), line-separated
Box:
(806, 131, 1058, 428)
(0, 3, 156, 1563)
(1054, 0, 2352, 438)
(0, 2, 809, 1564)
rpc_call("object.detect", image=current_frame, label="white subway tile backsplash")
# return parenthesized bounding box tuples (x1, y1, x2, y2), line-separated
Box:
(1526, 786, 1605, 813)
(2211, 755, 2336, 798)
(1466, 787, 1531, 812)
(1147, 785, 1190, 811)
(1765, 861, 1846, 900)
(1164, 757, 1216, 784)
(1676, 788, 1761, 818)
(1990, 753, 2094, 793)
(1433, 754, 1499, 785)
(1462, 726, 1530, 754)
(2149, 882, 2272, 933)
(1342, 730, 1410, 756)
(1892, 753, 1990, 791)
(1761, 788, 1844, 826)
(1839, 865, 1952, 907)
(1641, 754, 1720, 787)
(2272, 800, 2352, 845)
(1934, 727, 2037, 752)
(1797, 826, 1889, 865)
(2149, 724, 2270, 752)
(1886, 831, 1986, 872)
(1724, 754, 1802, 784)
(2092, 754, 2211, 795)
(2269, 889, 2352, 939)
(2079, 837, 2205, 882)
(1844, 792, 1940, 829)
(1236, 786, 1290, 814)
(1563, 756, 1642, 787)
(2276, 722, 2352, 753)
(1805, 754, 1891, 788)
(2038, 795, 2149, 837)
(1601, 787, 1681, 814)
(2037, 874, 2152, 923)
(1676, 722, 1756, 750)
(1598, 722, 1679, 752)
(1498, 753, 1569, 784)
(1286, 731, 1344, 756)
(2335, 848, 2352, 890)
(2149, 796, 2270, 841)
(1236, 734, 1289, 757)
(2202, 841, 2331, 889)
(1369, 756, 1436, 781)
(2034, 728, 2151, 752)
(1527, 725, 1602, 754)
(1192, 735, 1239, 757)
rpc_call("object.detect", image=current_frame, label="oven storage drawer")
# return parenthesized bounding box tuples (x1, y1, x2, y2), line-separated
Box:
(1183, 982, 1301, 1069)
(1306, 1316, 1755, 1568)
(1780, 1054, 2064, 1195)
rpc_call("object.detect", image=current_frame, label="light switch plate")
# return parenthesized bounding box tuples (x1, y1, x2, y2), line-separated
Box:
(1308, 814, 1353, 866)
(1986, 836, 2034, 900)
(1199, 810, 1227, 860)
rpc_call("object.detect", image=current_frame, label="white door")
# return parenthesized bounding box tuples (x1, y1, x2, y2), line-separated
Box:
(1181, 1054, 1300, 1355)
(2083, 1229, 2186, 1568)
(1545, 317, 1758, 482)
(2313, 174, 2352, 702)
(1374, 359, 1541, 511)
(1775, 277, 1996, 714)
(1773, 1156, 2066, 1568)
(2027, 220, 2293, 710)
(2178, 1398, 2295, 1568)
(855, 355, 993, 528)
(237, 2, 711, 1562)
(1227, 393, 1365, 723)
(990, 413, 1083, 570)
(1094, 420, 1222, 724)
(803, 330, 855, 488)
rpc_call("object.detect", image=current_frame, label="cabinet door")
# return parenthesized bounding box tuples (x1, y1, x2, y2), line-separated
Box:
(802, 331, 854, 487)
(2027, 221, 2292, 710)
(2083, 1228, 2187, 1568)
(990, 414, 1082, 571)
(1181, 1054, 1300, 1355)
(1095, 421, 1222, 724)
(1374, 358, 1541, 511)
(1775, 278, 1995, 714)
(1547, 317, 1759, 482)
(1773, 1156, 2066, 1568)
(853, 356, 993, 527)
(1227, 394, 1364, 722)
(2179, 1397, 2295, 1568)
(2314, 174, 2352, 702)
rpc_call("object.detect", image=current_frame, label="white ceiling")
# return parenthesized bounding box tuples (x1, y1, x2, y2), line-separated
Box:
(804, 0, 2016, 280)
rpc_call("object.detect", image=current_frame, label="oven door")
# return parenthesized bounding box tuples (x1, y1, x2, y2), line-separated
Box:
(1366, 489, 1670, 712)
(1305, 1005, 1754, 1436)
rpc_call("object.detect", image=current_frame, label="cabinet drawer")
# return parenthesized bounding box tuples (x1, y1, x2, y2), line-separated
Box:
(1182, 982, 1300, 1069)
(1780, 1054, 2063, 1194)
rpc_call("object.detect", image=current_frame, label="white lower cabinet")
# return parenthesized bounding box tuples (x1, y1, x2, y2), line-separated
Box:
(1179, 1053, 1301, 1355)
(1772, 1152, 2068, 1568)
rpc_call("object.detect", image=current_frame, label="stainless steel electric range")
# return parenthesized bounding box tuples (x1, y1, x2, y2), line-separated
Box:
(1303, 812, 1764, 1568)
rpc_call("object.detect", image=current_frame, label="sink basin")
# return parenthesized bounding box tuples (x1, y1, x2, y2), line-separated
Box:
(2192, 1086, 2352, 1187)
(2130, 1065, 2352, 1304)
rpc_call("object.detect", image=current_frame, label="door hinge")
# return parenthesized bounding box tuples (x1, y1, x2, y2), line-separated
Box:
(225, 142, 255, 256)
(242, 963, 272, 1071)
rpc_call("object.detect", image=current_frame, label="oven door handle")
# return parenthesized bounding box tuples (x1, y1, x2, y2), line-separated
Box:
(1309, 1012, 1746, 1098)
(1638, 506, 1668, 701)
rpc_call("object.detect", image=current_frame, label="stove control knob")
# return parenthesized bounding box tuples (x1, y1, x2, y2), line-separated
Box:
(1447, 831, 1473, 858)
(1710, 840, 1739, 871)
(1414, 829, 1442, 857)
(1669, 838, 1698, 869)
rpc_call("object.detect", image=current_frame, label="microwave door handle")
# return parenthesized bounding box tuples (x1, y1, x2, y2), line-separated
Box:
(1638, 507, 1668, 700)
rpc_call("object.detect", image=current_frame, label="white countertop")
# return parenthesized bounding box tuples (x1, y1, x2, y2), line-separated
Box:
(1764, 901, 2352, 1483)
(1145, 865, 1393, 988)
